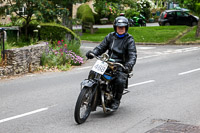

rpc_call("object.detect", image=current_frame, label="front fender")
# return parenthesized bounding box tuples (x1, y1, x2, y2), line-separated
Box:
(81, 79, 97, 88)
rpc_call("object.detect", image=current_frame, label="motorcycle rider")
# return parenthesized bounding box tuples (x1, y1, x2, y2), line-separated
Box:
(86, 16, 137, 110)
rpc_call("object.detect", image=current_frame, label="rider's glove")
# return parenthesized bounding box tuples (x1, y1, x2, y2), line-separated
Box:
(124, 64, 133, 73)
(86, 50, 95, 59)
(124, 66, 130, 73)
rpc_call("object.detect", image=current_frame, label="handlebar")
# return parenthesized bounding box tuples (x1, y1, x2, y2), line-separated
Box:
(89, 53, 125, 70)
(89, 53, 133, 77)
(108, 62, 125, 70)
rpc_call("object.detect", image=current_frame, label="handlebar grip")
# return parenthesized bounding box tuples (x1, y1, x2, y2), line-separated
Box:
(89, 53, 95, 57)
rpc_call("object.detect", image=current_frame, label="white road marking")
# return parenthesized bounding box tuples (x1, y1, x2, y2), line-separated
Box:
(172, 47, 200, 54)
(178, 68, 200, 76)
(0, 107, 48, 124)
(78, 47, 200, 70)
(138, 47, 200, 60)
(137, 47, 156, 50)
(138, 55, 159, 60)
(77, 66, 92, 70)
(128, 80, 155, 88)
(81, 46, 94, 49)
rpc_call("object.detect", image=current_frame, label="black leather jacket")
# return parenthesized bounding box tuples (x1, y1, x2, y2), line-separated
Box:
(93, 32, 137, 71)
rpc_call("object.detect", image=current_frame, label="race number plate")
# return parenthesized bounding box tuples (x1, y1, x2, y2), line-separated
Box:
(92, 60, 108, 75)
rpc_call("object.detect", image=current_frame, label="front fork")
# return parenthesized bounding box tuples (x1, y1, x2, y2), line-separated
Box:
(80, 78, 100, 111)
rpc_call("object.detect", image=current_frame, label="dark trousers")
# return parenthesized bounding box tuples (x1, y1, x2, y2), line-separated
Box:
(114, 71, 128, 101)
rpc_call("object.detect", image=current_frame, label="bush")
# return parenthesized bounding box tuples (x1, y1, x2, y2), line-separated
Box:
(20, 20, 40, 37)
(77, 4, 95, 24)
(136, 0, 152, 20)
(125, 9, 140, 19)
(7, 35, 38, 47)
(10, 16, 25, 27)
(142, 8, 151, 20)
(40, 23, 80, 42)
(41, 40, 84, 70)
(94, 13, 101, 24)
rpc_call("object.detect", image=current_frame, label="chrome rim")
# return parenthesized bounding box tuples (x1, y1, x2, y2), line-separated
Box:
(79, 89, 91, 119)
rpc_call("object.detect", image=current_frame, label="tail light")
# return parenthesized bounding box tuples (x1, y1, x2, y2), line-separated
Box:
(164, 13, 167, 19)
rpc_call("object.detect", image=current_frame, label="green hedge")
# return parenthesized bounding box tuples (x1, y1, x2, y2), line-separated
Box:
(77, 4, 95, 24)
(40, 23, 80, 42)
(125, 9, 140, 19)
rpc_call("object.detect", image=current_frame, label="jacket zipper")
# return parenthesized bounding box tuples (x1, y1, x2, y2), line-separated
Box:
(110, 39, 115, 58)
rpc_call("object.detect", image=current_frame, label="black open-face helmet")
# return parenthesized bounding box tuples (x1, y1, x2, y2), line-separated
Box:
(113, 16, 129, 33)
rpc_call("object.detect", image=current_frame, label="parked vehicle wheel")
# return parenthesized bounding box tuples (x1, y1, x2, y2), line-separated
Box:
(165, 22, 170, 26)
(191, 21, 197, 26)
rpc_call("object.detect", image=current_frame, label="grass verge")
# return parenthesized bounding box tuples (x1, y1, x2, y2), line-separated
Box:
(178, 26, 200, 43)
(80, 26, 189, 43)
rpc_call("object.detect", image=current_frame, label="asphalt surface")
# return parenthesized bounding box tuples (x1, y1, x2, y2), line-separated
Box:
(0, 43, 200, 133)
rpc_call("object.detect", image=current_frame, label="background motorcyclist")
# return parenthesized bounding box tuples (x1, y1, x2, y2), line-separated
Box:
(86, 16, 137, 110)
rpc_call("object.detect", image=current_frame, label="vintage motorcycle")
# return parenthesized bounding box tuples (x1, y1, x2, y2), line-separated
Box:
(74, 53, 132, 124)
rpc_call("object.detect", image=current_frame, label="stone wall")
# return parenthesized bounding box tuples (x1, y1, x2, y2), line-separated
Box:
(0, 42, 47, 77)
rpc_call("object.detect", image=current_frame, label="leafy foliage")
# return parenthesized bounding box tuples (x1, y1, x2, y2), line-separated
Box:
(177, 0, 200, 37)
(93, 0, 153, 23)
(49, 0, 90, 29)
(93, 0, 124, 22)
(41, 40, 83, 70)
(136, 0, 153, 20)
(40, 23, 80, 42)
(77, 4, 95, 24)
(0, 0, 69, 38)
(125, 9, 140, 19)
(178, 0, 200, 15)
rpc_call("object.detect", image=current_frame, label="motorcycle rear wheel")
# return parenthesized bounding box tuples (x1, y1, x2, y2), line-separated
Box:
(74, 87, 93, 124)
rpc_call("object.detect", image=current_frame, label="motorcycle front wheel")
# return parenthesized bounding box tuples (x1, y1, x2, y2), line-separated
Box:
(74, 87, 93, 124)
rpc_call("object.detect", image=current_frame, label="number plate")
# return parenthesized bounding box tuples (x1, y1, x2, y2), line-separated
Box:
(92, 60, 108, 75)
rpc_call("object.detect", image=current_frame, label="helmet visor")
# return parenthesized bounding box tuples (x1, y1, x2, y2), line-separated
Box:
(115, 19, 128, 27)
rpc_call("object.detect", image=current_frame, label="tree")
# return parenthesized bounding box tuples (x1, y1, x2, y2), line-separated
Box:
(155, 0, 167, 8)
(178, 0, 200, 37)
(51, 0, 89, 30)
(0, 0, 89, 37)
(196, 2, 200, 37)
(93, 0, 138, 22)
(0, 0, 68, 38)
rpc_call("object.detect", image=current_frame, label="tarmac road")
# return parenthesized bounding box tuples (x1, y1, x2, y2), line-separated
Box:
(0, 43, 200, 133)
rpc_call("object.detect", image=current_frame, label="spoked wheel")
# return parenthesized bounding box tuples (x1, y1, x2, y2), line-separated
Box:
(74, 87, 93, 124)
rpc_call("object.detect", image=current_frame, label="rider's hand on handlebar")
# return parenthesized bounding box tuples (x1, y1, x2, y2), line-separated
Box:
(124, 66, 130, 73)
(86, 50, 95, 59)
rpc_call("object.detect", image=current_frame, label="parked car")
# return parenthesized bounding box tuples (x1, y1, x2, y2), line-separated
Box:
(158, 10, 199, 26)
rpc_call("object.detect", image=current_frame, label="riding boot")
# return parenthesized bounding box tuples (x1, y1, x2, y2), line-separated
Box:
(115, 92, 123, 101)
(111, 93, 123, 110)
